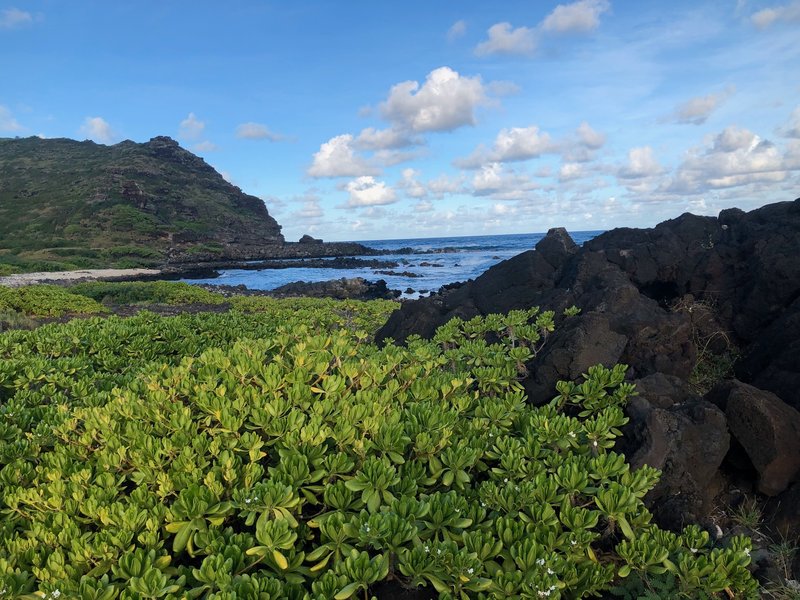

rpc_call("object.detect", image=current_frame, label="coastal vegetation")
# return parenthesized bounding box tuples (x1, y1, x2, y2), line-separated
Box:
(0, 284, 758, 598)
(0, 136, 283, 273)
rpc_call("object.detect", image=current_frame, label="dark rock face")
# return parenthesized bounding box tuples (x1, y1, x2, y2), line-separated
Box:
(270, 277, 399, 301)
(709, 380, 800, 496)
(376, 199, 800, 529)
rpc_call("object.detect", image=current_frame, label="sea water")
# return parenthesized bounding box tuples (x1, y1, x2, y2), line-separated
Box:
(182, 231, 603, 296)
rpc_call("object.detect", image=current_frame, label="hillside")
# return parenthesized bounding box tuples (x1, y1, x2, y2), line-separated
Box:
(0, 136, 284, 272)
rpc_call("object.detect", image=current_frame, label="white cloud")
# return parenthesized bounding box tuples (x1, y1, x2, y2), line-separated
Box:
(665, 127, 798, 192)
(713, 126, 758, 152)
(751, 1, 800, 28)
(179, 112, 205, 141)
(447, 19, 466, 41)
(576, 121, 606, 149)
(293, 194, 324, 219)
(456, 125, 555, 168)
(471, 163, 538, 199)
(0, 105, 23, 132)
(235, 122, 282, 141)
(343, 176, 397, 208)
(398, 168, 427, 198)
(307, 134, 378, 178)
(380, 66, 489, 133)
(192, 140, 218, 152)
(0, 7, 33, 29)
(355, 127, 419, 150)
(542, 0, 610, 34)
(79, 116, 115, 144)
(779, 106, 800, 138)
(673, 87, 735, 125)
(474, 22, 537, 56)
(618, 146, 663, 179)
(427, 173, 466, 198)
(559, 162, 586, 181)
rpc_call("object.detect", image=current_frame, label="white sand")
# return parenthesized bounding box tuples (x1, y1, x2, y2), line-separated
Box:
(0, 268, 163, 288)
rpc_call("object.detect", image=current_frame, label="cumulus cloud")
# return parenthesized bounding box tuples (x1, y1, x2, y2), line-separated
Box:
(355, 127, 420, 150)
(380, 66, 489, 133)
(750, 1, 800, 28)
(576, 121, 607, 149)
(397, 168, 427, 199)
(307, 134, 378, 178)
(665, 126, 797, 192)
(235, 122, 282, 141)
(343, 176, 397, 208)
(672, 87, 735, 125)
(542, 0, 610, 33)
(456, 125, 555, 169)
(179, 112, 205, 141)
(427, 173, 466, 198)
(474, 22, 537, 56)
(0, 7, 33, 29)
(779, 106, 800, 138)
(471, 163, 538, 199)
(0, 105, 23, 132)
(447, 19, 467, 41)
(618, 146, 663, 179)
(79, 116, 115, 144)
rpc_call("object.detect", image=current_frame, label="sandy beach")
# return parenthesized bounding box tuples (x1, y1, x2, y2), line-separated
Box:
(0, 268, 163, 288)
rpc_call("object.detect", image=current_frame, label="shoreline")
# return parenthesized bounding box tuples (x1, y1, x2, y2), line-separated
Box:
(0, 268, 164, 288)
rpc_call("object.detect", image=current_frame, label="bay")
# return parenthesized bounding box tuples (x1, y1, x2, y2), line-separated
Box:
(182, 230, 603, 297)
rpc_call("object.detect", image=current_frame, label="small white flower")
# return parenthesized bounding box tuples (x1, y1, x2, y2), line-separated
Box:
(536, 558, 545, 566)
(364, 525, 370, 533)
(743, 548, 751, 557)
(467, 568, 474, 575)
(547, 568, 554, 575)
(549, 585, 557, 591)
(51, 591, 61, 599)
(570, 540, 577, 546)
(503, 478, 509, 483)
(690, 547, 697, 553)
(592, 440, 598, 447)
(568, 431, 576, 438)
(245, 498, 252, 504)
(423, 545, 430, 553)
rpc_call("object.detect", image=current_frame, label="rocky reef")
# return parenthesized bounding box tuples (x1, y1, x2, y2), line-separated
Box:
(377, 199, 800, 537)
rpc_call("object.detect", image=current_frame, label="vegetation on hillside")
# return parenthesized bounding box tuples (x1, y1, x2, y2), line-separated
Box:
(0, 289, 757, 599)
(0, 136, 283, 273)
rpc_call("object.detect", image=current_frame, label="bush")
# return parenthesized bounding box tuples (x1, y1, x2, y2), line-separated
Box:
(0, 284, 107, 316)
(0, 306, 758, 598)
(70, 281, 226, 306)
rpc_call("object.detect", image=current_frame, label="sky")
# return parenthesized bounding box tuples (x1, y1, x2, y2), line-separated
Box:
(1, 1, 799, 241)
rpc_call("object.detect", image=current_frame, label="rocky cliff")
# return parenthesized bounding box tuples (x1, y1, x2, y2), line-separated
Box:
(377, 199, 800, 536)
(0, 136, 284, 271)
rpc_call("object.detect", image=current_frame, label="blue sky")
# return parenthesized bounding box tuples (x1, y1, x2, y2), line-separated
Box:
(1, 1, 799, 241)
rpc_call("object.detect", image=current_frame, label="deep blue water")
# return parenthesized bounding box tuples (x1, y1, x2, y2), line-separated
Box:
(182, 231, 603, 297)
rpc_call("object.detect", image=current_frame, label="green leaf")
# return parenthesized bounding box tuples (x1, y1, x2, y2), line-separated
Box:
(334, 582, 361, 600)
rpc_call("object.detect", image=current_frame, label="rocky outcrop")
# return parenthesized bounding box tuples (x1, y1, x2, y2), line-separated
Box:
(270, 277, 400, 301)
(376, 199, 800, 530)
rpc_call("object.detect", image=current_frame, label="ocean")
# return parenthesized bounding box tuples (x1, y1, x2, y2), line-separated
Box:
(182, 231, 603, 297)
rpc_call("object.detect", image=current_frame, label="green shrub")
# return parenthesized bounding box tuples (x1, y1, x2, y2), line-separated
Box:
(0, 306, 758, 598)
(70, 281, 227, 306)
(0, 284, 107, 316)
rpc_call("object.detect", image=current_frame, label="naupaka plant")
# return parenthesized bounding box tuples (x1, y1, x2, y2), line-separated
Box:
(0, 300, 758, 599)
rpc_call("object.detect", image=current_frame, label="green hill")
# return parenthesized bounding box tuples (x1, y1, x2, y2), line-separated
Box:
(0, 136, 284, 273)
